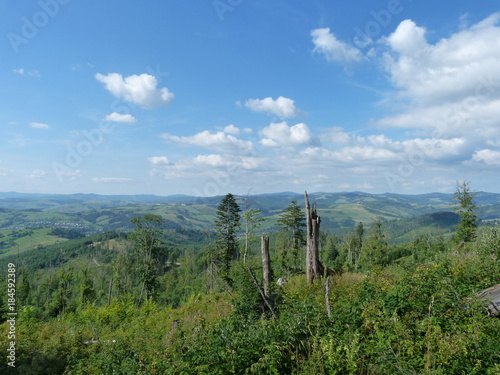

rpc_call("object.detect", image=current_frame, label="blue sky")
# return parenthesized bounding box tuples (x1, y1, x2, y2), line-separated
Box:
(1, 0, 500, 196)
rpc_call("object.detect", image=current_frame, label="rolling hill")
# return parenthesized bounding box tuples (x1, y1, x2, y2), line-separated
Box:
(0, 191, 498, 256)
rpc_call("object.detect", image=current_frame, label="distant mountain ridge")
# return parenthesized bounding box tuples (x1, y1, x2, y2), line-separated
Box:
(0, 191, 499, 257)
(2, 190, 500, 211)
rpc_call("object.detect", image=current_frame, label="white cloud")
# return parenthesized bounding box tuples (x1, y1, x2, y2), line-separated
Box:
(260, 122, 316, 147)
(223, 124, 240, 135)
(472, 149, 500, 165)
(149, 154, 265, 183)
(311, 28, 363, 63)
(302, 146, 396, 163)
(92, 177, 134, 183)
(57, 169, 82, 181)
(29, 122, 50, 130)
(191, 154, 263, 170)
(105, 112, 137, 123)
(28, 169, 47, 179)
(382, 14, 500, 107)
(321, 127, 351, 145)
(13, 68, 40, 77)
(366, 135, 468, 161)
(386, 20, 428, 56)
(193, 154, 228, 167)
(161, 130, 253, 154)
(299, 131, 470, 166)
(244, 96, 302, 118)
(370, 11, 500, 169)
(148, 156, 170, 165)
(95, 72, 174, 108)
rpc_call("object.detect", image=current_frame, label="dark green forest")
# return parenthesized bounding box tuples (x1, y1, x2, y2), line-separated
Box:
(0, 187, 499, 374)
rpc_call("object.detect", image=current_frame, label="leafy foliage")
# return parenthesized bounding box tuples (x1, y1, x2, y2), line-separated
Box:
(2, 190, 500, 374)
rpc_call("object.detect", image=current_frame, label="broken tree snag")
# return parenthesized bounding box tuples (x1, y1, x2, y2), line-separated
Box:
(261, 235, 271, 298)
(325, 275, 332, 319)
(305, 191, 323, 283)
(476, 283, 500, 317)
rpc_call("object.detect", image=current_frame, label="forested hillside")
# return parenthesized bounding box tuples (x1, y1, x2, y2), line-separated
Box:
(2, 190, 500, 259)
(0, 189, 499, 374)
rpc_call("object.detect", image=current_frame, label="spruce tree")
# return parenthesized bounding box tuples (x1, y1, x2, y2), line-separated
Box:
(214, 193, 241, 285)
(453, 180, 478, 244)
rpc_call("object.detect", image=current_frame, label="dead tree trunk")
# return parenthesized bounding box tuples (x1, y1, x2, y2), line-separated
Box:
(325, 275, 332, 319)
(305, 191, 323, 283)
(261, 235, 271, 298)
(242, 234, 277, 319)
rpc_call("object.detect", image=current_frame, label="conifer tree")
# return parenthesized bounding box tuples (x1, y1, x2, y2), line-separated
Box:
(358, 218, 388, 271)
(214, 193, 241, 285)
(277, 200, 306, 274)
(453, 180, 478, 244)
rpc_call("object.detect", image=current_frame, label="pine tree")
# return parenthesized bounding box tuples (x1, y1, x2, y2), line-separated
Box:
(453, 180, 478, 244)
(214, 193, 241, 285)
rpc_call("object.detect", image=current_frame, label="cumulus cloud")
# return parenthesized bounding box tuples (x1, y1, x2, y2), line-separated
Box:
(373, 135, 468, 161)
(302, 146, 396, 163)
(161, 130, 254, 154)
(321, 127, 352, 145)
(148, 156, 170, 165)
(29, 122, 50, 130)
(244, 96, 302, 118)
(149, 153, 265, 182)
(311, 28, 363, 63)
(472, 149, 500, 165)
(95, 72, 174, 108)
(299, 130, 471, 167)
(223, 124, 240, 135)
(260, 122, 317, 147)
(369, 11, 500, 164)
(386, 19, 428, 55)
(382, 14, 500, 107)
(105, 112, 137, 123)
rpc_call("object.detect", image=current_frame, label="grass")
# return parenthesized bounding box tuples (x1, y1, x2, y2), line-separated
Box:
(0, 228, 68, 258)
